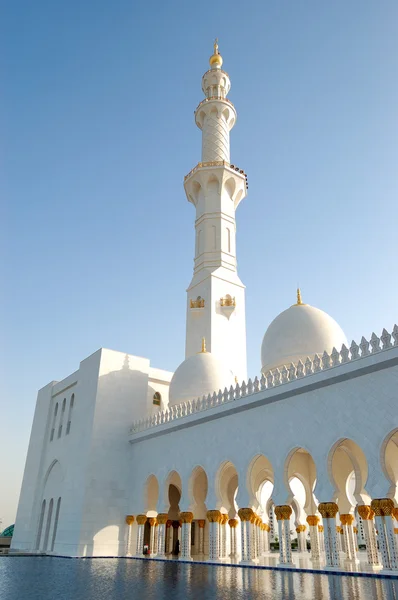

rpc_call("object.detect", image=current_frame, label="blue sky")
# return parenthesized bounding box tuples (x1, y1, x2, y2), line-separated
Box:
(1, 1, 397, 527)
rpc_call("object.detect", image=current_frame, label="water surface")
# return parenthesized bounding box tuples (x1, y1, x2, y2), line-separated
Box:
(0, 557, 397, 600)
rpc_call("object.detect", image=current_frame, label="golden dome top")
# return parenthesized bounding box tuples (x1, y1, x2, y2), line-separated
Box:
(209, 38, 223, 68)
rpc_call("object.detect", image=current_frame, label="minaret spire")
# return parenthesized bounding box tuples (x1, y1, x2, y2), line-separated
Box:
(183, 45, 248, 382)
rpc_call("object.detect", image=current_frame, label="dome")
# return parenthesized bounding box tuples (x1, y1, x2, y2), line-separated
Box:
(261, 291, 347, 375)
(169, 342, 235, 407)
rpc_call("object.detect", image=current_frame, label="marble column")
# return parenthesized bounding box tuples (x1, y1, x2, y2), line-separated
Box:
(318, 525, 325, 553)
(238, 508, 256, 564)
(275, 505, 293, 565)
(264, 523, 270, 552)
(148, 518, 157, 556)
(340, 514, 358, 563)
(318, 503, 340, 568)
(157, 514, 168, 557)
(125, 515, 134, 555)
(165, 520, 172, 554)
(371, 498, 398, 571)
(220, 514, 228, 559)
(136, 514, 147, 556)
(307, 515, 320, 563)
(180, 512, 193, 561)
(198, 520, 206, 555)
(229, 519, 238, 558)
(207, 510, 221, 561)
(296, 524, 307, 553)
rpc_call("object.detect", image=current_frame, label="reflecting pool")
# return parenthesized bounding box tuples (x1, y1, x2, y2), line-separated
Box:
(0, 557, 397, 600)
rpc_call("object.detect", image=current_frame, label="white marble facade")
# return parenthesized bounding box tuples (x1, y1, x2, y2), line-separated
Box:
(11, 43, 398, 573)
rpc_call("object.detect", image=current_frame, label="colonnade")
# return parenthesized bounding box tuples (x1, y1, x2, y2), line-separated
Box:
(125, 497, 398, 572)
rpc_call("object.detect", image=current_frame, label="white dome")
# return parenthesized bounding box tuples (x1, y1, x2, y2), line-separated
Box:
(169, 351, 235, 407)
(261, 298, 347, 375)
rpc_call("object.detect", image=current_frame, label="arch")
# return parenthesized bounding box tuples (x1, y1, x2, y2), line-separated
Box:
(163, 470, 182, 520)
(187, 465, 208, 518)
(380, 428, 398, 500)
(246, 454, 274, 512)
(192, 180, 202, 204)
(327, 438, 370, 512)
(58, 398, 66, 438)
(50, 402, 58, 442)
(43, 459, 63, 490)
(206, 175, 219, 195)
(50, 497, 62, 551)
(284, 447, 317, 516)
(66, 394, 74, 435)
(225, 177, 236, 200)
(215, 460, 238, 516)
(144, 474, 159, 515)
(42, 498, 54, 552)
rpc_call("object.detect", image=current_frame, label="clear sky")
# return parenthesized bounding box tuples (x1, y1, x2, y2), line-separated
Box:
(1, 1, 397, 528)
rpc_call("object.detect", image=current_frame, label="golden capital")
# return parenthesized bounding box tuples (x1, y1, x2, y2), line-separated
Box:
(125, 515, 135, 525)
(394, 528, 398, 534)
(318, 525, 324, 533)
(318, 502, 339, 519)
(371, 498, 395, 517)
(157, 513, 169, 525)
(393, 508, 398, 520)
(148, 517, 157, 527)
(340, 514, 354, 526)
(228, 518, 238, 528)
(274, 505, 292, 521)
(166, 519, 173, 528)
(198, 519, 206, 528)
(220, 514, 228, 525)
(353, 527, 358, 534)
(207, 509, 222, 523)
(180, 511, 194, 524)
(238, 508, 254, 522)
(306, 515, 320, 527)
(357, 505, 372, 521)
(136, 514, 147, 525)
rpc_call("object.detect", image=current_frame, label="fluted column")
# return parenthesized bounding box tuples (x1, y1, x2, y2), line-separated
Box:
(180, 512, 193, 560)
(136, 515, 147, 556)
(318, 525, 325, 553)
(165, 520, 172, 554)
(296, 524, 307, 553)
(156, 514, 168, 557)
(125, 515, 134, 555)
(148, 518, 157, 556)
(340, 514, 358, 563)
(371, 499, 398, 570)
(229, 519, 238, 558)
(275, 505, 293, 565)
(318, 503, 340, 568)
(207, 510, 221, 561)
(219, 514, 228, 559)
(335, 527, 343, 553)
(306, 515, 320, 562)
(238, 508, 256, 564)
(264, 523, 270, 552)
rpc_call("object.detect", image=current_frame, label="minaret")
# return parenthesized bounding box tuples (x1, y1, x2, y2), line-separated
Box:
(183, 40, 248, 382)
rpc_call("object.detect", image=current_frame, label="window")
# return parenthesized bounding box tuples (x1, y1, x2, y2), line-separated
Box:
(50, 403, 58, 442)
(153, 392, 161, 406)
(58, 398, 66, 439)
(51, 497, 61, 551)
(66, 394, 75, 435)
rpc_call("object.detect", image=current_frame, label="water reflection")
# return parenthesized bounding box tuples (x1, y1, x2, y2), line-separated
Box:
(0, 558, 397, 600)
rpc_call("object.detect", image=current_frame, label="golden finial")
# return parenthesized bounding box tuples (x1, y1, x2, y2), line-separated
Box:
(209, 38, 223, 68)
(201, 337, 207, 353)
(297, 288, 303, 305)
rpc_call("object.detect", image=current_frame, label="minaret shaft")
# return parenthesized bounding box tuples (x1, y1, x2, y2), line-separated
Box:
(183, 43, 248, 382)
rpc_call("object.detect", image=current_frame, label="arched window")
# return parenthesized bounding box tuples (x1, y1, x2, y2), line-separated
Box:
(50, 403, 58, 442)
(153, 392, 161, 406)
(42, 498, 53, 552)
(66, 394, 75, 435)
(51, 497, 62, 551)
(35, 500, 46, 550)
(58, 398, 66, 439)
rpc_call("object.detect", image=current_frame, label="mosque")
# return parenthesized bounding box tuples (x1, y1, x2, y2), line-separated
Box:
(11, 42, 398, 573)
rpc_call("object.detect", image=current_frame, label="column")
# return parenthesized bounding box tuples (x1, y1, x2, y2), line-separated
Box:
(296, 525, 307, 553)
(275, 505, 293, 565)
(306, 515, 320, 562)
(340, 514, 358, 563)
(229, 519, 238, 558)
(165, 520, 172, 554)
(264, 523, 270, 553)
(371, 498, 398, 571)
(220, 514, 228, 559)
(250, 515, 257, 560)
(125, 515, 134, 555)
(318, 525, 325, 553)
(136, 514, 147, 556)
(198, 520, 206, 554)
(157, 514, 168, 558)
(336, 527, 343, 553)
(238, 508, 255, 564)
(207, 510, 221, 561)
(318, 503, 340, 568)
(180, 512, 193, 561)
(148, 518, 157, 556)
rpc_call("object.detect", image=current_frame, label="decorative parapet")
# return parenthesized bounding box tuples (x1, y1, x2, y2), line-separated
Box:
(220, 295, 236, 307)
(184, 161, 248, 189)
(130, 325, 398, 435)
(195, 95, 234, 113)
